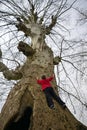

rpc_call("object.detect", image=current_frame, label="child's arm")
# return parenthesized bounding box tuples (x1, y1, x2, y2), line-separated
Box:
(36, 77, 42, 84)
(36, 77, 39, 80)
(47, 74, 55, 81)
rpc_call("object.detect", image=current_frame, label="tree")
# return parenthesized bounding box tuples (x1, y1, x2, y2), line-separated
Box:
(0, 0, 87, 130)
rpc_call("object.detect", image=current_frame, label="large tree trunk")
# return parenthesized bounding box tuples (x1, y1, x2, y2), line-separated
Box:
(0, 45, 87, 130)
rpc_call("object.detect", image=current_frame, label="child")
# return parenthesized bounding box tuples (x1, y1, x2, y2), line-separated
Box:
(37, 74, 66, 109)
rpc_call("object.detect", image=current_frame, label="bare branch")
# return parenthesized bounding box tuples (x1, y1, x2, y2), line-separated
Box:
(53, 56, 61, 65)
(58, 0, 78, 17)
(0, 47, 2, 59)
(17, 41, 35, 56)
(62, 58, 86, 76)
(58, 85, 87, 107)
(61, 61, 80, 99)
(0, 62, 23, 80)
(16, 22, 31, 37)
(46, 15, 57, 35)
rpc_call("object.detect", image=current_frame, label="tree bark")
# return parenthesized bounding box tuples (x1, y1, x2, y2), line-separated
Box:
(0, 45, 87, 130)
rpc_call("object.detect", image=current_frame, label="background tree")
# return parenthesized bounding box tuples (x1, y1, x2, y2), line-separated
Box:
(0, 0, 87, 130)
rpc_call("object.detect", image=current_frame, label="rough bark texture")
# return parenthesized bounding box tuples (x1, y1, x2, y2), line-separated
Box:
(0, 45, 87, 130)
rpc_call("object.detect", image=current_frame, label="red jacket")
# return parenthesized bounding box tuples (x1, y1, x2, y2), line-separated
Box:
(37, 76, 54, 90)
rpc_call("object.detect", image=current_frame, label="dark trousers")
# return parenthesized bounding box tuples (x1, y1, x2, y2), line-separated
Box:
(43, 87, 65, 107)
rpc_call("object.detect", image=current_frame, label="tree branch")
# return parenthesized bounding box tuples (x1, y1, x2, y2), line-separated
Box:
(46, 15, 57, 35)
(0, 47, 2, 59)
(53, 56, 61, 65)
(57, 85, 87, 107)
(0, 62, 23, 80)
(16, 21, 31, 37)
(17, 41, 35, 56)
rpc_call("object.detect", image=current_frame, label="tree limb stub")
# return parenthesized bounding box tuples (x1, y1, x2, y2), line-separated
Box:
(0, 48, 2, 59)
(17, 41, 35, 56)
(3, 70, 23, 80)
(0, 62, 23, 80)
(16, 22, 31, 37)
(46, 16, 57, 35)
(53, 56, 61, 65)
(0, 62, 8, 72)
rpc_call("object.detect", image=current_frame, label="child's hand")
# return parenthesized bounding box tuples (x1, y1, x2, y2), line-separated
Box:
(36, 77, 39, 80)
(53, 74, 55, 78)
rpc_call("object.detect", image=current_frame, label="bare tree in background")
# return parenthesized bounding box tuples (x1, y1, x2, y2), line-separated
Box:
(0, 0, 87, 130)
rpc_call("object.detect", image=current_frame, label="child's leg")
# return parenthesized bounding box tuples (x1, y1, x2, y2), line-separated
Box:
(50, 88, 65, 106)
(43, 88, 54, 108)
